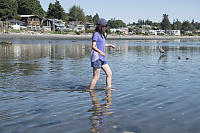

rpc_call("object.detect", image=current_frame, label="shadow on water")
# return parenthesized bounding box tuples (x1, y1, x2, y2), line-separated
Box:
(0, 83, 110, 94)
(45, 85, 113, 93)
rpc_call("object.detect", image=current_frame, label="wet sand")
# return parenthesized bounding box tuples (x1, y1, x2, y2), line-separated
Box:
(1, 32, 200, 40)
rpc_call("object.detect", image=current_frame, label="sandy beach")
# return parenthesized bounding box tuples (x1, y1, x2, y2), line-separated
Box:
(1, 32, 200, 41)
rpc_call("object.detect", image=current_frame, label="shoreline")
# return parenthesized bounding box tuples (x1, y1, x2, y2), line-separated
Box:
(1, 33, 200, 41)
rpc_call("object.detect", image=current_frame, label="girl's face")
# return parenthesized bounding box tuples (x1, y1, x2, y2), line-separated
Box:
(102, 26, 107, 32)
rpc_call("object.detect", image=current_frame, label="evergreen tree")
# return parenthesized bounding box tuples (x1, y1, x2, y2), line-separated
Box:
(191, 19, 199, 30)
(172, 19, 182, 30)
(0, 0, 18, 20)
(68, 5, 85, 22)
(86, 15, 93, 23)
(182, 21, 195, 31)
(17, 0, 45, 17)
(46, 3, 54, 18)
(196, 22, 200, 30)
(107, 19, 126, 28)
(93, 13, 99, 25)
(137, 19, 145, 25)
(161, 14, 171, 30)
(145, 19, 152, 25)
(63, 13, 69, 22)
(152, 22, 161, 30)
(46, 0, 65, 20)
(132, 22, 136, 25)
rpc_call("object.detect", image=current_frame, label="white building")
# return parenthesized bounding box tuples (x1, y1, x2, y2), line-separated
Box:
(8, 19, 25, 30)
(110, 28, 129, 35)
(67, 21, 85, 32)
(74, 25, 85, 32)
(42, 19, 66, 31)
(86, 23, 95, 30)
(147, 30, 157, 35)
(53, 19, 66, 31)
(156, 30, 166, 35)
(166, 30, 181, 36)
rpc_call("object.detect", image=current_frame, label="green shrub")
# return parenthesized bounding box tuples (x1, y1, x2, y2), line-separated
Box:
(75, 31, 81, 35)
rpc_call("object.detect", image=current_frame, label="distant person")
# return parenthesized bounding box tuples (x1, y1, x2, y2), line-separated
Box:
(89, 18, 115, 89)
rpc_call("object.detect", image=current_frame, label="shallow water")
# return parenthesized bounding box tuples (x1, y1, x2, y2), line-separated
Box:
(0, 39, 200, 133)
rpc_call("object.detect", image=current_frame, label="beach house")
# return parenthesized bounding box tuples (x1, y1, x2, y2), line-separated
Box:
(20, 15, 42, 30)
(42, 19, 66, 32)
(156, 30, 166, 35)
(67, 21, 85, 32)
(42, 18, 53, 31)
(193, 30, 200, 34)
(53, 19, 66, 31)
(86, 23, 95, 30)
(147, 30, 157, 35)
(166, 30, 181, 36)
(8, 19, 25, 30)
(110, 28, 129, 35)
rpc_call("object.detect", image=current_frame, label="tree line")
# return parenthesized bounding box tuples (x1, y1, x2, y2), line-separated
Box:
(0, 0, 100, 25)
(130, 14, 200, 32)
(0, 0, 200, 31)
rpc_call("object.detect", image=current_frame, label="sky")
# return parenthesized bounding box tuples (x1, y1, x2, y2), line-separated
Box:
(40, 0, 200, 24)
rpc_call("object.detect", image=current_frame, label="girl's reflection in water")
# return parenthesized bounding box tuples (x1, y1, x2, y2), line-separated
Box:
(89, 88, 113, 133)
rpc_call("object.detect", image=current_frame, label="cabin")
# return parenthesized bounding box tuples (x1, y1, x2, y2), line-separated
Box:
(110, 28, 129, 35)
(147, 30, 157, 35)
(8, 19, 25, 30)
(20, 15, 42, 30)
(166, 30, 181, 36)
(42, 19, 66, 31)
(67, 21, 85, 32)
(86, 23, 95, 30)
(42, 18, 53, 31)
(53, 19, 66, 31)
(156, 30, 166, 35)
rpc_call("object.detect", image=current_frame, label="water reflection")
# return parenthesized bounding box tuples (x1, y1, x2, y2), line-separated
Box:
(158, 54, 167, 64)
(1, 43, 200, 79)
(1, 40, 200, 133)
(0, 44, 90, 59)
(1, 43, 200, 60)
(89, 89, 113, 133)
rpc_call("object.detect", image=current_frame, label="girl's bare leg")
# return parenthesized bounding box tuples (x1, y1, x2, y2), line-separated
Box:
(89, 68, 101, 89)
(102, 64, 112, 88)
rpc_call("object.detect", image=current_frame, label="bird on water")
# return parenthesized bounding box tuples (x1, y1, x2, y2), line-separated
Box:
(158, 42, 166, 54)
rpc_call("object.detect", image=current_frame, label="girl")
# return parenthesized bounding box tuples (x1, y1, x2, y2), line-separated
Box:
(89, 18, 115, 89)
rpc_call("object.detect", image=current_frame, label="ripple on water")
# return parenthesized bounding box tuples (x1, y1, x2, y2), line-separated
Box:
(1, 41, 200, 133)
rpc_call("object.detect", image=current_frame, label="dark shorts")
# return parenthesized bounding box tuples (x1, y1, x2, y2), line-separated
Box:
(91, 59, 107, 68)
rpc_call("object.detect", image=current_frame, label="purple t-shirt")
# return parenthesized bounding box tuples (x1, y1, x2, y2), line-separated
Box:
(92, 32, 106, 61)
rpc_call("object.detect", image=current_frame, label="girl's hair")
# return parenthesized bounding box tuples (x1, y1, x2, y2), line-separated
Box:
(93, 25, 106, 39)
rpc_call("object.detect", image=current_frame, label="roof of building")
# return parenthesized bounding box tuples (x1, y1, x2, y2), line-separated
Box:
(54, 23, 65, 27)
(68, 21, 84, 25)
(20, 15, 34, 17)
(8, 19, 24, 24)
(20, 15, 42, 19)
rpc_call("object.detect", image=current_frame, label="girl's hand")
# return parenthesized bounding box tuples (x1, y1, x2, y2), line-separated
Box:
(110, 44, 116, 49)
(99, 51, 106, 56)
